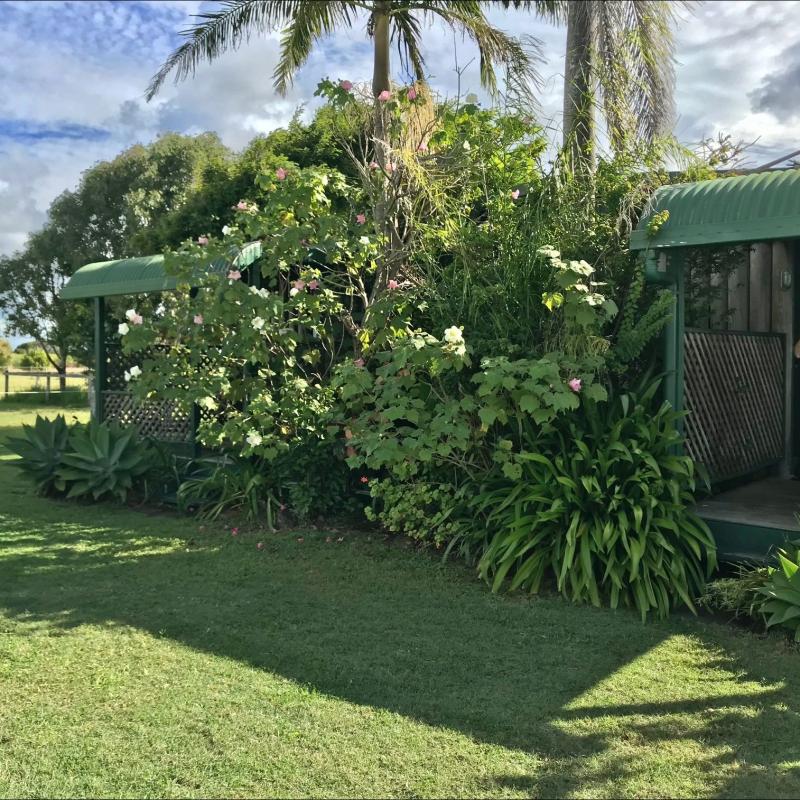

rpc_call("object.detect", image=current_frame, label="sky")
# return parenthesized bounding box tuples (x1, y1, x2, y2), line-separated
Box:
(1, 0, 799, 342)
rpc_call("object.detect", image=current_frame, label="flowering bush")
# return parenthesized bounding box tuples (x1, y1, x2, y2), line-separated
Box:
(120, 165, 404, 465)
(338, 247, 615, 484)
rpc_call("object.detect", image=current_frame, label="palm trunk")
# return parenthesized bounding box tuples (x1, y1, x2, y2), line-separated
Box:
(562, 0, 596, 170)
(369, 0, 397, 302)
(371, 2, 391, 99)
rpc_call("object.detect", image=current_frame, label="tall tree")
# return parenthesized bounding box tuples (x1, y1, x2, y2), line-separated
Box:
(562, 0, 686, 162)
(145, 0, 540, 103)
(504, 1, 687, 162)
(0, 133, 232, 379)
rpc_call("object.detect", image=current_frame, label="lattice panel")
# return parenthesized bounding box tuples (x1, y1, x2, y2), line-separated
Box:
(683, 330, 785, 482)
(103, 390, 192, 442)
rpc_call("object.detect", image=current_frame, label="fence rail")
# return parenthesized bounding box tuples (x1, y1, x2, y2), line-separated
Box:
(2, 368, 91, 400)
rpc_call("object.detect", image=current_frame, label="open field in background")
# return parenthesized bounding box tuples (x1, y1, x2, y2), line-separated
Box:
(1, 369, 90, 404)
(0, 406, 799, 798)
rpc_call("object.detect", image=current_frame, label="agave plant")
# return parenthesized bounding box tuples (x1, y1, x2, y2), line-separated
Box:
(6, 414, 71, 494)
(54, 421, 152, 502)
(754, 544, 800, 642)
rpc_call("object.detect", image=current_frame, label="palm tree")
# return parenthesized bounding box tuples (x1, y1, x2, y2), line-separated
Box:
(146, 1, 548, 300)
(146, 0, 539, 103)
(502, 0, 689, 161)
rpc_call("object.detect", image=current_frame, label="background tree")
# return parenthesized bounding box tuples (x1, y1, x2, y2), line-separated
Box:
(0, 339, 12, 368)
(0, 133, 234, 379)
(504, 0, 688, 163)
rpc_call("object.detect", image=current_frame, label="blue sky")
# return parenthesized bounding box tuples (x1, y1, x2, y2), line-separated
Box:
(1, 0, 799, 344)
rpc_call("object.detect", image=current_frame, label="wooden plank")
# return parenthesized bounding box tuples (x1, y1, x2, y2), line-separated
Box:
(727, 247, 749, 330)
(710, 270, 727, 328)
(772, 240, 794, 475)
(749, 242, 772, 331)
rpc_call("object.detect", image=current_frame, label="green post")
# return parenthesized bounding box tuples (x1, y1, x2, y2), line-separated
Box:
(660, 249, 686, 444)
(94, 296, 106, 421)
(673, 249, 686, 425)
(189, 286, 201, 457)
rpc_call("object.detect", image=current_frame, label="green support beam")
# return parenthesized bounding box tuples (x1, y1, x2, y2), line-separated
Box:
(93, 296, 106, 421)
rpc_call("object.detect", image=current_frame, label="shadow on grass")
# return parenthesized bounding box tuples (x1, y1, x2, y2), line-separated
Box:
(1, 493, 798, 798)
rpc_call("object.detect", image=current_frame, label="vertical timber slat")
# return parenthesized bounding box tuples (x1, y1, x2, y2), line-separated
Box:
(749, 242, 772, 332)
(772, 241, 794, 475)
(727, 246, 749, 330)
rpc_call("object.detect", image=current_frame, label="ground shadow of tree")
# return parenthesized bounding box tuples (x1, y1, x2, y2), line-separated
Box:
(1, 504, 798, 798)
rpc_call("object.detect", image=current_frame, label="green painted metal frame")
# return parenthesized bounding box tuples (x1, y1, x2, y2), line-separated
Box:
(648, 252, 798, 559)
(94, 296, 106, 420)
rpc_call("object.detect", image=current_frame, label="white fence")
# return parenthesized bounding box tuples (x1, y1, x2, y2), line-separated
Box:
(2, 368, 91, 400)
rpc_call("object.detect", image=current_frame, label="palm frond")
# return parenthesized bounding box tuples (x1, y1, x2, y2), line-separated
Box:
(146, 0, 309, 101)
(273, 2, 360, 94)
(595, 1, 691, 147)
(492, 0, 569, 24)
(390, 8, 428, 83)
(412, 1, 543, 95)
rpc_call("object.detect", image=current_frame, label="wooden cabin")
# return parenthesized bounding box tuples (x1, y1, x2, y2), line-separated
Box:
(631, 169, 800, 561)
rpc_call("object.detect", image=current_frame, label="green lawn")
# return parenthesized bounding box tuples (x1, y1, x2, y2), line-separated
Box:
(0, 407, 798, 798)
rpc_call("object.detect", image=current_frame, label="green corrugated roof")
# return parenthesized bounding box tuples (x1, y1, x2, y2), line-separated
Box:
(630, 169, 800, 250)
(60, 242, 262, 299)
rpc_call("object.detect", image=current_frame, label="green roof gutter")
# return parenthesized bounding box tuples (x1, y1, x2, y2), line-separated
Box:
(60, 242, 262, 300)
(630, 169, 800, 251)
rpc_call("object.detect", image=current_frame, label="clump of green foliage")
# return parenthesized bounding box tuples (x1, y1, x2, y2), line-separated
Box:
(8, 415, 152, 502)
(701, 544, 800, 642)
(55, 420, 152, 502)
(754, 545, 800, 642)
(6, 414, 71, 494)
(471, 381, 715, 620)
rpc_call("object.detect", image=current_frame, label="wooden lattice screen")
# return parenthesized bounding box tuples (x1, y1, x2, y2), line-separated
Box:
(683, 329, 785, 482)
(103, 390, 193, 442)
(103, 341, 193, 443)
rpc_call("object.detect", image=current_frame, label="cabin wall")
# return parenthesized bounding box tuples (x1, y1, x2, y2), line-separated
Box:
(683, 241, 795, 477)
(734, 242, 793, 474)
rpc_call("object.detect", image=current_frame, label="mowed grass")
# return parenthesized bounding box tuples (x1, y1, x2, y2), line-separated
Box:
(0, 407, 799, 798)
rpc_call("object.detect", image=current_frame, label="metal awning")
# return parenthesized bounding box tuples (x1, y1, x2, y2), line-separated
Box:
(630, 169, 800, 250)
(60, 242, 262, 299)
